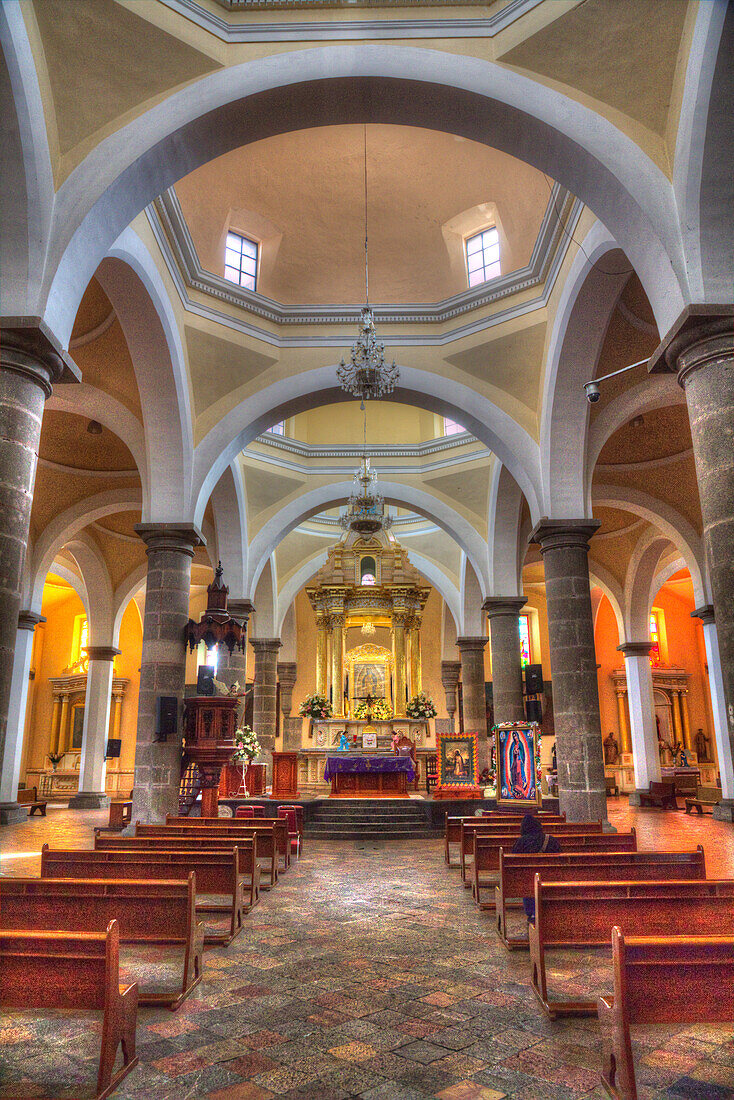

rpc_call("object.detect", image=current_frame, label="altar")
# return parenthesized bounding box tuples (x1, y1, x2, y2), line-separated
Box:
(324, 754, 415, 797)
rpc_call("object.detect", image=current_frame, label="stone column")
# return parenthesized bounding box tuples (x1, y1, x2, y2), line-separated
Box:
(70, 646, 120, 809)
(618, 642, 661, 800)
(216, 598, 253, 694)
(315, 611, 329, 697)
(250, 638, 281, 782)
(456, 636, 489, 770)
(330, 614, 345, 716)
(0, 321, 78, 822)
(131, 523, 202, 824)
(531, 520, 608, 824)
(483, 597, 526, 724)
(0, 611, 44, 823)
(615, 689, 631, 754)
(660, 314, 734, 797)
(692, 604, 734, 811)
(277, 661, 297, 720)
(441, 660, 461, 731)
(393, 614, 408, 717)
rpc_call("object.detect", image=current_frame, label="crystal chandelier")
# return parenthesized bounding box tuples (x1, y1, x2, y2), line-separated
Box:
(339, 456, 393, 535)
(361, 618, 376, 637)
(337, 126, 399, 406)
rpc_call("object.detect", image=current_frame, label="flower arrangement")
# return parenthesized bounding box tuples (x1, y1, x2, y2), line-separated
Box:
(354, 698, 393, 720)
(406, 692, 437, 720)
(231, 725, 261, 764)
(47, 752, 63, 771)
(299, 693, 333, 719)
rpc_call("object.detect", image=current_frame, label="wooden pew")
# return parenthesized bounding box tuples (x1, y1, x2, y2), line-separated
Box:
(0, 919, 138, 1100)
(598, 928, 734, 1100)
(133, 822, 277, 888)
(480, 810, 566, 821)
(638, 780, 677, 809)
(444, 812, 565, 865)
(16, 785, 46, 816)
(41, 846, 248, 946)
(685, 784, 722, 814)
(0, 873, 204, 1010)
(530, 877, 734, 1019)
(461, 819, 603, 885)
(161, 817, 289, 876)
(494, 844, 706, 948)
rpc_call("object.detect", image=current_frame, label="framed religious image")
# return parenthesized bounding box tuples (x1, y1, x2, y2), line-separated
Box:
(494, 722, 541, 807)
(362, 730, 378, 750)
(71, 704, 85, 749)
(436, 732, 479, 789)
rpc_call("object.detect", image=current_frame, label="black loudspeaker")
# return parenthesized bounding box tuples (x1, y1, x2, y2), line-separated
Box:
(525, 663, 544, 694)
(525, 698, 543, 724)
(105, 738, 122, 759)
(197, 665, 215, 696)
(155, 695, 178, 741)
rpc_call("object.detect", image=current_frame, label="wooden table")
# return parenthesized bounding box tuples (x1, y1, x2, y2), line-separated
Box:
(324, 755, 414, 798)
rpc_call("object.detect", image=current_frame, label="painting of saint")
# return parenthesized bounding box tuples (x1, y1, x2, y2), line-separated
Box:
(496, 724, 540, 806)
(437, 734, 478, 787)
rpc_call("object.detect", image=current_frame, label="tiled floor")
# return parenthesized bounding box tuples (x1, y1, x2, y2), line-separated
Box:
(1, 800, 734, 1099)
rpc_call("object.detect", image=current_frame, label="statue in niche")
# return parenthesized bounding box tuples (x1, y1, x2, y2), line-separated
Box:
(658, 731, 674, 767)
(603, 732, 620, 766)
(695, 728, 711, 762)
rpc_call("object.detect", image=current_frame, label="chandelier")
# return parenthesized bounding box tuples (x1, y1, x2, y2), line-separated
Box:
(339, 456, 393, 535)
(337, 126, 399, 406)
(361, 618, 376, 637)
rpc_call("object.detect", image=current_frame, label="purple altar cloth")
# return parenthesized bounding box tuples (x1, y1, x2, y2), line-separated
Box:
(324, 755, 415, 782)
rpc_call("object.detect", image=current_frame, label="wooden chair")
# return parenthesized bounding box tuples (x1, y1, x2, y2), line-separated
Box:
(638, 781, 677, 809)
(530, 876, 734, 1018)
(0, 919, 138, 1100)
(0, 873, 204, 1010)
(16, 785, 46, 816)
(277, 806, 301, 857)
(598, 928, 734, 1100)
(394, 734, 418, 790)
(685, 784, 722, 814)
(235, 805, 255, 818)
(425, 753, 437, 795)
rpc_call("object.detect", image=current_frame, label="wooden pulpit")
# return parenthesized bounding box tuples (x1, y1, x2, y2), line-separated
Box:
(183, 696, 238, 817)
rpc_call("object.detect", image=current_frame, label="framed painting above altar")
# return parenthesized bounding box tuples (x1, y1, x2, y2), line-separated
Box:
(346, 643, 393, 711)
(495, 722, 541, 807)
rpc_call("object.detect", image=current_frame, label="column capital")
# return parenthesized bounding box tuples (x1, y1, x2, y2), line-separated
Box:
(530, 519, 600, 553)
(692, 604, 715, 626)
(648, 305, 734, 382)
(440, 660, 461, 688)
(277, 661, 298, 686)
(18, 610, 45, 632)
(227, 598, 255, 623)
(84, 645, 121, 662)
(135, 522, 204, 557)
(617, 641, 654, 658)
(0, 317, 80, 394)
(456, 636, 488, 653)
(482, 596, 526, 619)
(249, 637, 282, 655)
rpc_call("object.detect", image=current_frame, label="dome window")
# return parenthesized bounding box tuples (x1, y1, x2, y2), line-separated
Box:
(465, 226, 501, 287)
(224, 231, 258, 291)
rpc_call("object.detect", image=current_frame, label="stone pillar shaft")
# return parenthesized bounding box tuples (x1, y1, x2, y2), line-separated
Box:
(131, 523, 201, 824)
(277, 661, 298, 720)
(532, 520, 608, 824)
(250, 638, 281, 782)
(0, 322, 77, 823)
(71, 646, 120, 809)
(0, 612, 44, 821)
(619, 642, 661, 796)
(483, 597, 526, 725)
(456, 636, 489, 770)
(441, 660, 461, 732)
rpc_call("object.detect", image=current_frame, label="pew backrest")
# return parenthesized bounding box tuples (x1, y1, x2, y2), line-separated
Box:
(41, 844, 243, 895)
(468, 826, 621, 880)
(0, 920, 120, 1012)
(16, 787, 39, 805)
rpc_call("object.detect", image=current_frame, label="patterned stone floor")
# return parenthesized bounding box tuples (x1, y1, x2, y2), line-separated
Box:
(2, 800, 734, 1099)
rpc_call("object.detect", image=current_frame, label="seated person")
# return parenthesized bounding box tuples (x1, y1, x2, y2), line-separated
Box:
(337, 731, 350, 752)
(511, 813, 561, 922)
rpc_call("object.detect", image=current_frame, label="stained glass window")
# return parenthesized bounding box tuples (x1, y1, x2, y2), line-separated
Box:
(465, 226, 501, 287)
(649, 611, 660, 666)
(519, 615, 531, 667)
(224, 231, 258, 291)
(268, 421, 285, 435)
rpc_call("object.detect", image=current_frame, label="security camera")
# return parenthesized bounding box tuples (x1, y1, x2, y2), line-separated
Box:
(584, 380, 601, 403)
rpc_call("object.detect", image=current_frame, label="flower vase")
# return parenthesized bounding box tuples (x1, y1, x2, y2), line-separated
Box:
(241, 759, 249, 798)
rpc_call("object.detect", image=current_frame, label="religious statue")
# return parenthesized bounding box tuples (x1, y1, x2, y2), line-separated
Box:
(337, 731, 350, 752)
(603, 732, 620, 765)
(695, 728, 711, 762)
(658, 732, 674, 767)
(551, 742, 557, 772)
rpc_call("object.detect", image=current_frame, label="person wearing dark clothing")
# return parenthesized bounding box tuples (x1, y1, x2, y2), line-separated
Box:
(511, 813, 561, 921)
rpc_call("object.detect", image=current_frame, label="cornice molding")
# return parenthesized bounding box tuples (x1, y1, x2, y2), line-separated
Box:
(251, 430, 484, 459)
(147, 185, 581, 347)
(242, 447, 491, 478)
(161, 0, 542, 42)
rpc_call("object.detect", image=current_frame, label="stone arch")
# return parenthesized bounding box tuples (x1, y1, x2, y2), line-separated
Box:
(112, 564, 147, 644)
(252, 556, 277, 638)
(488, 462, 524, 596)
(245, 479, 490, 598)
(589, 562, 625, 640)
(209, 462, 248, 598)
(38, 45, 689, 343)
(623, 530, 671, 641)
(63, 533, 115, 646)
(460, 556, 485, 636)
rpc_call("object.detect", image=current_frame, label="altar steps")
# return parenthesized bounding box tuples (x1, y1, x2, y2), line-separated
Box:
(305, 799, 439, 840)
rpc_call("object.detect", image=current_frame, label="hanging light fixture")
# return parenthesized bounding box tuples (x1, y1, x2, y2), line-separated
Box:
(337, 126, 399, 407)
(339, 456, 394, 535)
(361, 618, 376, 637)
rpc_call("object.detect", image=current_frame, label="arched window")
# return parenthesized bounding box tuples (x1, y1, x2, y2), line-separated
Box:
(443, 417, 465, 436)
(360, 556, 377, 586)
(518, 615, 532, 667)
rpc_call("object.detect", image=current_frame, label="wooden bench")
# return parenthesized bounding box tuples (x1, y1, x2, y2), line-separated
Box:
(638, 781, 677, 809)
(461, 819, 603, 885)
(494, 844, 706, 948)
(530, 875, 732, 1018)
(42, 845, 248, 946)
(685, 784, 722, 814)
(108, 800, 132, 830)
(135, 822, 278, 888)
(0, 873, 204, 1010)
(17, 785, 46, 816)
(598, 928, 734, 1100)
(444, 812, 565, 864)
(0, 919, 138, 1100)
(162, 816, 289, 876)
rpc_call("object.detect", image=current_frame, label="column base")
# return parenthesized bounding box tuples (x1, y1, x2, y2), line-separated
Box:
(0, 801, 27, 825)
(628, 789, 645, 807)
(68, 791, 110, 810)
(712, 800, 734, 822)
